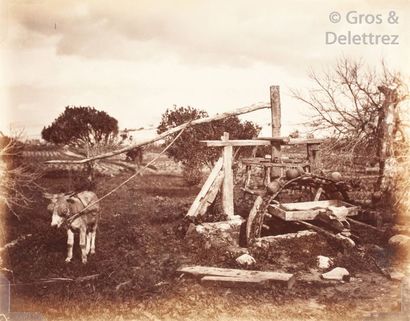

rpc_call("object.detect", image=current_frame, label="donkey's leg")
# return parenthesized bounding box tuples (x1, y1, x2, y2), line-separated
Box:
(90, 230, 97, 255)
(85, 232, 91, 255)
(65, 229, 74, 263)
(79, 227, 88, 264)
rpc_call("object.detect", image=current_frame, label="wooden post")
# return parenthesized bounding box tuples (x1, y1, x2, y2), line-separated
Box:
(270, 86, 281, 137)
(222, 132, 234, 219)
(270, 86, 282, 177)
(307, 143, 320, 172)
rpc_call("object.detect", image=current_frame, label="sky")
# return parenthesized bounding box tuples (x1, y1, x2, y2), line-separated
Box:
(0, 0, 409, 140)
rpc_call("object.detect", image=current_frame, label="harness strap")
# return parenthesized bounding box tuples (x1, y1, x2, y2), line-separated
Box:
(71, 195, 88, 208)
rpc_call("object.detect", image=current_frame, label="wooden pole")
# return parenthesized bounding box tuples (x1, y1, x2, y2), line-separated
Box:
(307, 143, 320, 172)
(270, 86, 282, 177)
(46, 102, 270, 164)
(222, 132, 234, 219)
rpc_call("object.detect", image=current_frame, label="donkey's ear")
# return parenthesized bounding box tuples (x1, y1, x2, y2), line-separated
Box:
(43, 192, 55, 199)
(66, 198, 76, 204)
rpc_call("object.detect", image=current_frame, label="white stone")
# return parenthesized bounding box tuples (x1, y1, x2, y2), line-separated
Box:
(390, 271, 405, 281)
(321, 267, 349, 281)
(388, 234, 410, 248)
(235, 254, 256, 266)
(317, 255, 333, 269)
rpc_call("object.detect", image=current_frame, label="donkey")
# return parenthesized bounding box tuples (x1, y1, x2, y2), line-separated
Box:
(44, 191, 100, 264)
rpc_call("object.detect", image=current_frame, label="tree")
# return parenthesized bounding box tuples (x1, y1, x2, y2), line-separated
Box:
(42, 106, 119, 150)
(292, 58, 408, 211)
(157, 106, 260, 184)
(42, 106, 119, 186)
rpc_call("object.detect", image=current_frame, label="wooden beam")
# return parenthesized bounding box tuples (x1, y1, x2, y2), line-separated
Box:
(241, 160, 310, 168)
(178, 265, 295, 289)
(346, 218, 384, 232)
(222, 133, 234, 219)
(295, 221, 355, 248)
(257, 137, 290, 144)
(186, 158, 223, 219)
(46, 102, 271, 164)
(197, 170, 224, 217)
(201, 140, 271, 147)
(287, 139, 324, 145)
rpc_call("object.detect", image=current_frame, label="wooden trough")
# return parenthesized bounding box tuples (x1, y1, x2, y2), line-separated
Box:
(268, 200, 360, 221)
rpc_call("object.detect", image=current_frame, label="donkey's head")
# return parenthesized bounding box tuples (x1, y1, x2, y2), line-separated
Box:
(43, 192, 75, 228)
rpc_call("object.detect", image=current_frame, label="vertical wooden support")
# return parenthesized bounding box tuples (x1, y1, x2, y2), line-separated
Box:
(264, 167, 271, 186)
(244, 165, 252, 188)
(222, 132, 234, 219)
(270, 86, 282, 177)
(270, 86, 281, 137)
(307, 143, 320, 171)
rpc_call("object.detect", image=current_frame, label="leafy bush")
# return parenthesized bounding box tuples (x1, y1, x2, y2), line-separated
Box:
(157, 106, 260, 169)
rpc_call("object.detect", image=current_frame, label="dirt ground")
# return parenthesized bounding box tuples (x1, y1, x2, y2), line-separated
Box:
(1, 154, 408, 321)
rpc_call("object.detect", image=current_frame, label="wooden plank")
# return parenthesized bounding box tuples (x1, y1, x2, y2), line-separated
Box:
(201, 275, 267, 288)
(201, 140, 271, 147)
(186, 158, 223, 219)
(222, 133, 234, 219)
(197, 170, 224, 217)
(178, 265, 295, 288)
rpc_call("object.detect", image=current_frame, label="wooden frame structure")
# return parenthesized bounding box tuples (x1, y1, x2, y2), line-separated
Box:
(186, 86, 324, 221)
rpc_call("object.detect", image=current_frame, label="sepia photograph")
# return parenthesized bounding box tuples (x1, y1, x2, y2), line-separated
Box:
(0, 1, 409, 320)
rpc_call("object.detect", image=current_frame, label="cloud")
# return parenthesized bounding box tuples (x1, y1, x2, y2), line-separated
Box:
(2, 0, 409, 138)
(2, 0, 335, 66)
